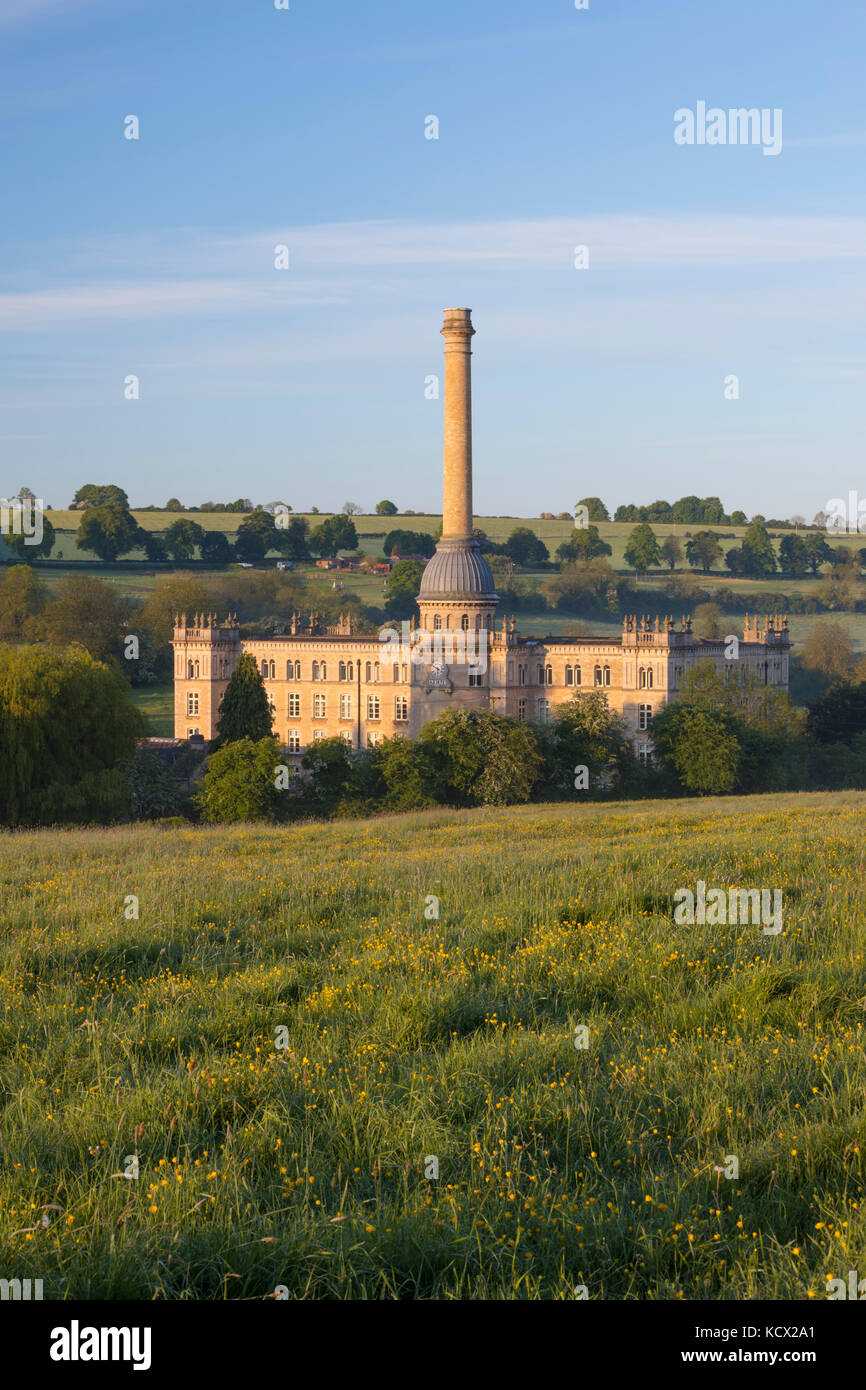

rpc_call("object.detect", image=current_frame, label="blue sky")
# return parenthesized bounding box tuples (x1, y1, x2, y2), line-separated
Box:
(1, 0, 865, 518)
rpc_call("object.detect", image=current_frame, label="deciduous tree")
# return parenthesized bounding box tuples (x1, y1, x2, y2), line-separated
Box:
(76, 505, 140, 562)
(198, 736, 285, 822)
(44, 574, 131, 662)
(164, 518, 205, 562)
(0, 644, 143, 826)
(624, 523, 662, 576)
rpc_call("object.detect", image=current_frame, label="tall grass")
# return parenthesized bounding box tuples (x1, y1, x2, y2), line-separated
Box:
(0, 791, 864, 1299)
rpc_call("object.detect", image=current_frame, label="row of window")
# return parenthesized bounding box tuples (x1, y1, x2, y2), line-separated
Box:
(516, 697, 551, 722)
(287, 730, 393, 750)
(325, 694, 407, 721)
(288, 729, 351, 751)
(432, 614, 490, 631)
(189, 689, 652, 728)
(185, 726, 394, 750)
(184, 658, 417, 682)
(545, 666, 652, 688)
(188, 658, 411, 682)
(517, 663, 613, 687)
(514, 698, 652, 727)
(186, 658, 230, 679)
(188, 657, 658, 689)
(187, 692, 410, 721)
(309, 694, 408, 721)
(273, 660, 407, 683)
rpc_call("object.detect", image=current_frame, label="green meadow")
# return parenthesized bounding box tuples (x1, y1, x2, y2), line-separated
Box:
(129, 684, 175, 737)
(1, 792, 864, 1299)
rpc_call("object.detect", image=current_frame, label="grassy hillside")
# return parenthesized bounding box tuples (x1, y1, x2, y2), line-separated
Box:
(1, 793, 864, 1299)
(130, 683, 175, 737)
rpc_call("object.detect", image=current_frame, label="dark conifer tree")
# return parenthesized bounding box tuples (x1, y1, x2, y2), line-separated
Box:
(214, 652, 273, 746)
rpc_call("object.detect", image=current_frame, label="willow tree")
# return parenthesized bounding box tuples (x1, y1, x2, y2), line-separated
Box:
(0, 644, 143, 826)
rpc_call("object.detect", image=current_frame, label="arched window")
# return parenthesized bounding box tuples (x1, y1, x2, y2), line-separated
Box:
(373, 663, 380, 682)
(546, 665, 553, 685)
(475, 614, 482, 629)
(461, 614, 469, 631)
(320, 662, 327, 681)
(603, 665, 610, 686)
(312, 661, 320, 681)
(565, 665, 573, 686)
(365, 662, 371, 681)
(537, 664, 544, 684)
(575, 665, 581, 686)
(393, 663, 399, 683)
(339, 661, 346, 682)
(594, 665, 602, 686)
(261, 660, 269, 677)
(347, 661, 354, 681)
(401, 664, 408, 682)
(433, 615, 442, 631)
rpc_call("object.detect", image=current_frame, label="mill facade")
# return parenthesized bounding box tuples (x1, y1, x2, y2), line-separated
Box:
(173, 308, 790, 757)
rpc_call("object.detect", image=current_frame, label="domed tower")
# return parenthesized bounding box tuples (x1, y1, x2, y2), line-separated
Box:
(417, 308, 498, 635)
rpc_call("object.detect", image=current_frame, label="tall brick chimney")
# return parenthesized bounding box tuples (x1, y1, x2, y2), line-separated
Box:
(440, 307, 475, 539)
(417, 308, 497, 631)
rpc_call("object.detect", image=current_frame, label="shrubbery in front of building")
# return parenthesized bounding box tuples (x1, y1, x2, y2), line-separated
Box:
(197, 736, 288, 823)
(121, 747, 185, 819)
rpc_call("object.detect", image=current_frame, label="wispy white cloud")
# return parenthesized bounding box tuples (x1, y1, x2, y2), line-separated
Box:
(0, 278, 348, 328)
(642, 432, 797, 448)
(785, 131, 866, 149)
(207, 214, 866, 271)
(0, 0, 103, 26)
(3, 213, 866, 331)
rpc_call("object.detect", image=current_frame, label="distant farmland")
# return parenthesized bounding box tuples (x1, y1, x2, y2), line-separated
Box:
(38, 510, 862, 571)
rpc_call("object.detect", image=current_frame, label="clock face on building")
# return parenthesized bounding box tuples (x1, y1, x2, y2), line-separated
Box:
(426, 662, 453, 693)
